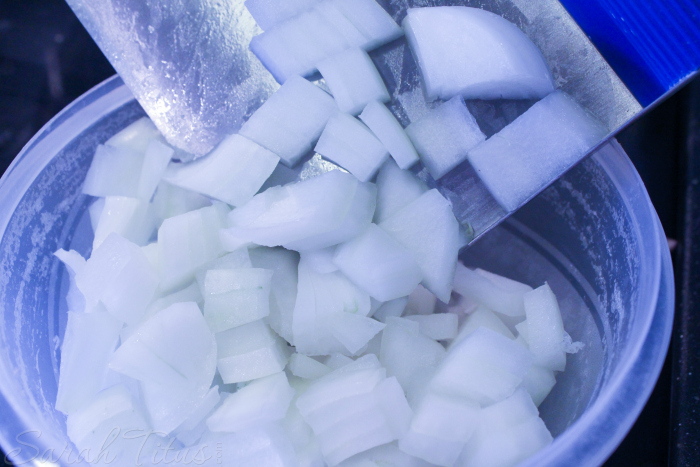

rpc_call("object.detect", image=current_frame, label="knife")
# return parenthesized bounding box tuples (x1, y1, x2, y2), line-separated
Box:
(64, 0, 700, 245)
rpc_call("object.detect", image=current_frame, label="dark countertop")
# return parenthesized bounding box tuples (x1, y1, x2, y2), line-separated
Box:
(0, 1, 696, 466)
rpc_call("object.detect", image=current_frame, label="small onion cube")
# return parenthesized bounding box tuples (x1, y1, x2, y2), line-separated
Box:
(320, 411, 395, 466)
(301, 247, 339, 274)
(379, 189, 460, 303)
(521, 364, 557, 407)
(318, 48, 390, 116)
(405, 313, 459, 341)
(111, 303, 217, 386)
(195, 248, 254, 294)
(114, 302, 218, 433)
(105, 117, 162, 154)
(453, 305, 516, 346)
(476, 268, 533, 294)
(249, 247, 300, 345)
(429, 327, 532, 406)
(191, 427, 299, 467)
(203, 268, 274, 333)
(55, 310, 122, 415)
(172, 386, 222, 446)
(314, 2, 367, 49)
(76, 233, 158, 324)
(296, 355, 410, 466)
(54, 249, 86, 315)
(296, 354, 384, 415)
(331, 0, 403, 51)
(289, 353, 332, 379)
(315, 113, 389, 182)
(326, 311, 386, 355)
(303, 391, 379, 434)
(398, 391, 480, 466)
(380, 317, 446, 404)
(134, 282, 204, 338)
(88, 198, 105, 233)
(207, 372, 295, 432)
(373, 158, 427, 224)
(216, 320, 290, 384)
(82, 144, 144, 198)
(92, 196, 158, 250)
(240, 76, 337, 168)
(333, 224, 423, 302)
(249, 20, 316, 83)
(458, 389, 552, 467)
(66, 385, 155, 464)
(225, 170, 376, 251)
(453, 264, 530, 318)
(151, 180, 211, 220)
(250, 0, 401, 83)
(324, 353, 355, 370)
(164, 134, 279, 207)
(523, 283, 567, 372)
(372, 296, 409, 323)
(299, 10, 354, 62)
(342, 443, 438, 467)
(402, 7, 555, 101)
(360, 101, 420, 169)
(406, 96, 485, 180)
(137, 138, 174, 201)
(157, 204, 228, 293)
(375, 376, 413, 439)
(245, 0, 321, 31)
(467, 90, 608, 212)
(404, 284, 437, 316)
(293, 262, 371, 356)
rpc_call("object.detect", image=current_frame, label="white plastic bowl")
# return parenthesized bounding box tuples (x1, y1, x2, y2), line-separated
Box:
(0, 76, 673, 466)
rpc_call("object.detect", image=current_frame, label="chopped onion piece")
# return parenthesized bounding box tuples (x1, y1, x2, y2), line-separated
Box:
(406, 96, 485, 180)
(216, 320, 290, 384)
(379, 190, 460, 303)
(156, 204, 228, 293)
(373, 159, 427, 224)
(249, 247, 300, 344)
(403, 6, 555, 101)
(334, 224, 422, 302)
(207, 372, 295, 432)
(203, 268, 274, 333)
(318, 48, 390, 115)
(523, 283, 567, 372)
(405, 313, 459, 341)
(360, 101, 420, 169)
(226, 170, 376, 251)
(164, 134, 279, 207)
(467, 90, 607, 212)
(245, 0, 321, 31)
(55, 310, 122, 415)
(399, 391, 480, 466)
(429, 327, 532, 406)
(290, 353, 332, 379)
(240, 76, 337, 167)
(453, 264, 530, 318)
(315, 112, 389, 182)
(76, 233, 158, 324)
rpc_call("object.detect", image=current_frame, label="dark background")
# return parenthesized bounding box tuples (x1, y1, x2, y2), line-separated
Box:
(0, 1, 698, 466)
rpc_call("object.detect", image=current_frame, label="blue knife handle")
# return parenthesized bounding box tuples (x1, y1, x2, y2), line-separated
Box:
(559, 0, 700, 106)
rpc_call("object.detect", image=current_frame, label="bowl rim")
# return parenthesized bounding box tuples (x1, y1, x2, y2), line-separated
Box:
(0, 75, 129, 466)
(519, 139, 674, 466)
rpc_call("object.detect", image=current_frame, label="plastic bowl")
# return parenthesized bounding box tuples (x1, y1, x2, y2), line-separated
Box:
(0, 76, 673, 466)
